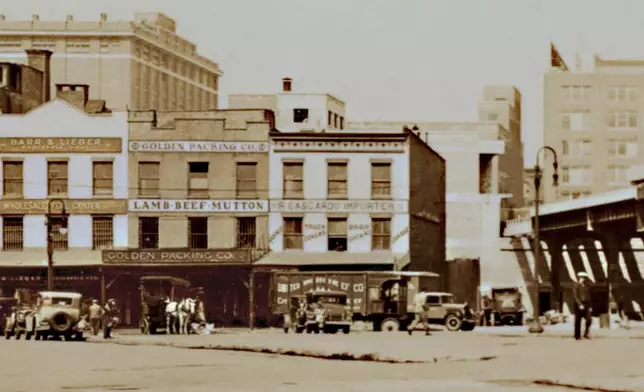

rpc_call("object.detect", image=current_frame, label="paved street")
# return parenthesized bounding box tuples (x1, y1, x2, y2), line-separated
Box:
(2, 326, 644, 391)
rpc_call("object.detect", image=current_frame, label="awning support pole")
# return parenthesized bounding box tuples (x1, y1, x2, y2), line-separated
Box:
(249, 268, 255, 330)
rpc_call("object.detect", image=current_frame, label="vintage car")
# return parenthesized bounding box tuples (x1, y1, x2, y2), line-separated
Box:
(491, 287, 525, 326)
(284, 291, 352, 334)
(27, 291, 85, 341)
(416, 292, 476, 332)
(3, 299, 34, 340)
(0, 297, 17, 333)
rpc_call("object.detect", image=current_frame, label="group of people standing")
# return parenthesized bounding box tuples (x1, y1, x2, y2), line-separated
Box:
(85, 298, 119, 339)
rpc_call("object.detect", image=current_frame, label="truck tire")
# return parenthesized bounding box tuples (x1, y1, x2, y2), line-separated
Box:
(380, 318, 400, 332)
(50, 313, 73, 332)
(342, 326, 350, 334)
(445, 314, 462, 331)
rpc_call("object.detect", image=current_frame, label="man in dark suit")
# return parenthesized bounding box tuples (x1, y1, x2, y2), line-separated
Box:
(573, 271, 592, 340)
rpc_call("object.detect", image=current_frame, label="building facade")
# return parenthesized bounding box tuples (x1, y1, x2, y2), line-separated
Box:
(0, 96, 128, 298)
(101, 109, 274, 326)
(0, 12, 221, 111)
(544, 51, 644, 202)
(258, 130, 446, 281)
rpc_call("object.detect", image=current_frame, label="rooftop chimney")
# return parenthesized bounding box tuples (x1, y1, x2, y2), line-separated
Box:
(32, 14, 39, 21)
(25, 49, 53, 103)
(55, 84, 90, 110)
(100, 13, 108, 22)
(66, 15, 74, 22)
(282, 77, 292, 92)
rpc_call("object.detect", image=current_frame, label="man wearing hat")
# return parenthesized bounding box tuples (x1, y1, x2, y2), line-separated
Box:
(102, 299, 119, 339)
(88, 299, 103, 336)
(573, 271, 592, 340)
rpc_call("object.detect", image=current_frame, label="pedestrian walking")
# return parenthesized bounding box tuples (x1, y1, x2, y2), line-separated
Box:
(573, 271, 592, 340)
(88, 299, 103, 336)
(407, 294, 431, 336)
(102, 299, 118, 339)
(481, 294, 493, 326)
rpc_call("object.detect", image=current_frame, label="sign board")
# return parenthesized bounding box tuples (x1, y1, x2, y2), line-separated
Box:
(102, 249, 251, 264)
(129, 199, 268, 213)
(0, 138, 122, 153)
(0, 199, 127, 215)
(129, 141, 269, 153)
(269, 200, 408, 213)
(0, 275, 99, 282)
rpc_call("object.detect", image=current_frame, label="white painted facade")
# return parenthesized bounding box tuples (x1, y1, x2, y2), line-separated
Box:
(268, 141, 410, 254)
(0, 100, 128, 254)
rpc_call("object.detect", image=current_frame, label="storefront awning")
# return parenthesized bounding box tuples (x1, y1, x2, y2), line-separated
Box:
(0, 250, 102, 268)
(254, 251, 404, 267)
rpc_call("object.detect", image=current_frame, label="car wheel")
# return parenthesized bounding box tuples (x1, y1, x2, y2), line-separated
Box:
(342, 326, 350, 334)
(381, 318, 400, 332)
(445, 314, 463, 331)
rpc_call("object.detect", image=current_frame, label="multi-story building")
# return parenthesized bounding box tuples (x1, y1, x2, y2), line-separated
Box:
(0, 49, 50, 114)
(0, 59, 127, 298)
(544, 50, 644, 202)
(101, 109, 274, 326)
(258, 129, 446, 279)
(0, 12, 221, 111)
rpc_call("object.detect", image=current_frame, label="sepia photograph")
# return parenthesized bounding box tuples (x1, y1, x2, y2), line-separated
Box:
(0, 0, 643, 391)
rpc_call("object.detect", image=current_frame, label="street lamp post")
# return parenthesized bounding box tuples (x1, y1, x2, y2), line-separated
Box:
(45, 199, 69, 291)
(528, 146, 559, 334)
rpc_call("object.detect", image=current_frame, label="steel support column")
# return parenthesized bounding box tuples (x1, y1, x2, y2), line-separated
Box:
(543, 235, 565, 313)
(597, 229, 620, 329)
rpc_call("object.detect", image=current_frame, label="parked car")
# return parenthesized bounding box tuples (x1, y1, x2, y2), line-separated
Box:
(27, 291, 85, 341)
(418, 292, 477, 331)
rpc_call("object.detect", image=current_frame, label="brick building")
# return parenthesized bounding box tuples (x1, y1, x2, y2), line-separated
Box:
(0, 50, 50, 114)
(101, 109, 274, 326)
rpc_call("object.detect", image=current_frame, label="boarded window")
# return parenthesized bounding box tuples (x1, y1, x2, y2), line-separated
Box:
(92, 216, 113, 250)
(283, 162, 303, 198)
(328, 218, 347, 251)
(371, 163, 392, 197)
(139, 217, 159, 249)
(371, 219, 391, 250)
(188, 162, 209, 197)
(138, 162, 160, 197)
(3, 161, 23, 197)
(47, 161, 68, 196)
(283, 217, 303, 250)
(50, 218, 68, 251)
(92, 161, 113, 196)
(2, 216, 23, 251)
(188, 217, 208, 249)
(327, 162, 347, 198)
(236, 163, 257, 198)
(236, 217, 256, 248)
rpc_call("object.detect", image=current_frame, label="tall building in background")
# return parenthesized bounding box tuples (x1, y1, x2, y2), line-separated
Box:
(0, 12, 221, 111)
(544, 44, 644, 202)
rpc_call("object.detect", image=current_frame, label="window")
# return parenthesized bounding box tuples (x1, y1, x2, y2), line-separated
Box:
(327, 218, 347, 251)
(327, 162, 348, 198)
(236, 217, 256, 248)
(371, 219, 391, 250)
(328, 111, 333, 128)
(50, 218, 68, 251)
(561, 140, 592, 157)
(606, 165, 630, 185)
(283, 217, 303, 250)
(92, 162, 113, 196)
(608, 86, 638, 102)
(2, 161, 23, 197)
(188, 217, 208, 249)
(293, 108, 309, 123)
(2, 216, 23, 251)
(487, 113, 498, 121)
(92, 216, 113, 250)
(138, 162, 160, 197)
(607, 111, 638, 129)
(188, 162, 209, 198)
(371, 163, 392, 197)
(283, 162, 304, 198)
(561, 165, 592, 185)
(607, 139, 638, 157)
(47, 161, 68, 196)
(340, 117, 344, 130)
(236, 162, 257, 198)
(561, 111, 590, 131)
(561, 85, 591, 102)
(139, 217, 159, 249)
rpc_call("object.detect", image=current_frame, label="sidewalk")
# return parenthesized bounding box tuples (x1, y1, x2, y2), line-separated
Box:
(473, 320, 644, 339)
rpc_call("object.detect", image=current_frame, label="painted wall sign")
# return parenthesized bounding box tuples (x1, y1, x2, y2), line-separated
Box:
(129, 141, 269, 153)
(129, 199, 268, 213)
(0, 275, 100, 282)
(102, 249, 251, 264)
(268, 226, 283, 244)
(392, 227, 409, 244)
(0, 137, 122, 153)
(0, 199, 127, 215)
(269, 200, 408, 213)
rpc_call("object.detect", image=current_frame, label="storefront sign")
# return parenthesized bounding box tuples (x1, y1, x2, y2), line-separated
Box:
(0, 275, 99, 282)
(102, 249, 251, 264)
(269, 200, 408, 213)
(129, 141, 269, 153)
(0, 137, 122, 153)
(0, 199, 127, 215)
(129, 200, 268, 213)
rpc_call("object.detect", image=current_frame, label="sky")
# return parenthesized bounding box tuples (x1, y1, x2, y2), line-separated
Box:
(6, 0, 644, 166)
